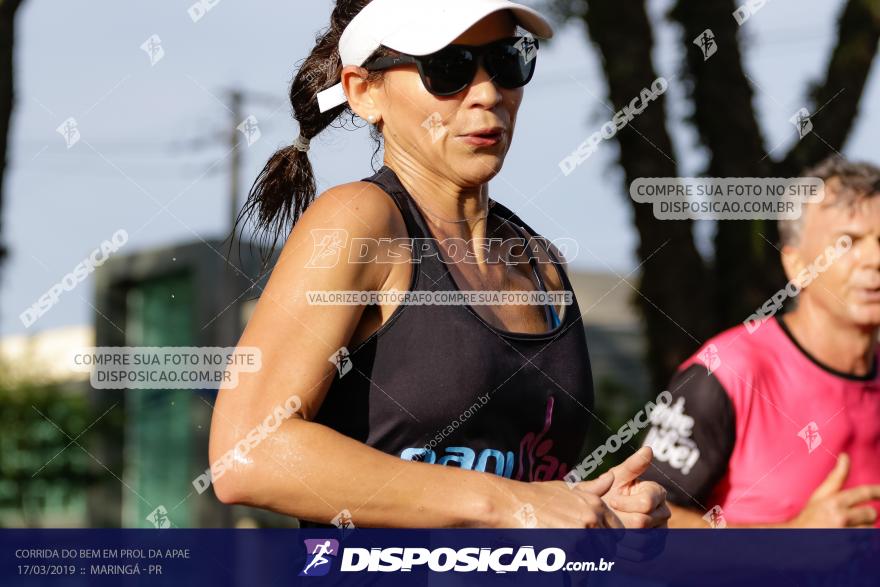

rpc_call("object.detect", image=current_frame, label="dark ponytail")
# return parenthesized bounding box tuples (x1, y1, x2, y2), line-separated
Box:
(233, 0, 391, 274)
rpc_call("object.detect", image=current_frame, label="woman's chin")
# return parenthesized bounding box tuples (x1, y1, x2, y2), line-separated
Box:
(454, 154, 506, 183)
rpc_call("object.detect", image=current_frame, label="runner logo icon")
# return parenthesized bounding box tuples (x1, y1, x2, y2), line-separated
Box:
(300, 538, 339, 577)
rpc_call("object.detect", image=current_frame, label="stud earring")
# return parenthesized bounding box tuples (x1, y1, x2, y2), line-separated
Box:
(368, 115, 377, 124)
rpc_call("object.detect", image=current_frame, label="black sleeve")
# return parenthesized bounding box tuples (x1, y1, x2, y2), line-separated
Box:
(639, 363, 736, 509)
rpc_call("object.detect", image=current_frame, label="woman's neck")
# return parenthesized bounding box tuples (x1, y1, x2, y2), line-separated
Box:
(383, 155, 490, 231)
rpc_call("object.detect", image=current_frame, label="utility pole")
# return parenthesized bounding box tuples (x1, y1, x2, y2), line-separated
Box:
(228, 89, 243, 244)
(222, 88, 279, 246)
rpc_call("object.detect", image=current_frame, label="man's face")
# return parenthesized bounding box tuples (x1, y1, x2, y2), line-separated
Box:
(784, 179, 880, 328)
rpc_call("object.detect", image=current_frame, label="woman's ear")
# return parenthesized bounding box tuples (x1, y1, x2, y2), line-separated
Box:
(341, 65, 381, 122)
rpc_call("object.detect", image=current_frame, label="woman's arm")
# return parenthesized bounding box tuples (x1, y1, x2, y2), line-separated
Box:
(208, 181, 623, 528)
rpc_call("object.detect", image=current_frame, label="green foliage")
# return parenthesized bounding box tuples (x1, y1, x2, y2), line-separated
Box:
(0, 377, 106, 526)
(580, 376, 649, 477)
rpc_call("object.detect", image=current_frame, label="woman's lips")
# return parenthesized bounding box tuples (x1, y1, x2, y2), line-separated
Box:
(458, 129, 505, 147)
(855, 288, 880, 303)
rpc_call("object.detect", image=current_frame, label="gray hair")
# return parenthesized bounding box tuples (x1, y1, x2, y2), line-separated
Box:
(780, 156, 880, 247)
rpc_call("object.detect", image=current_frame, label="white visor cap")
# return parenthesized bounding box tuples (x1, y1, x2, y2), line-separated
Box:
(316, 0, 554, 113)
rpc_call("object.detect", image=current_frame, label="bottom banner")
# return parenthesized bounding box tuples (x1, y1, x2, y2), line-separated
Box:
(1, 529, 878, 586)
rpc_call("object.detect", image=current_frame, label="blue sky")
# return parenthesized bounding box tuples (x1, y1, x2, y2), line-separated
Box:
(3, 0, 877, 336)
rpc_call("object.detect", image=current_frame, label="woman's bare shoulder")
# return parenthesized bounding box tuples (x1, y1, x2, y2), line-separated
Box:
(269, 180, 410, 287)
(296, 180, 406, 240)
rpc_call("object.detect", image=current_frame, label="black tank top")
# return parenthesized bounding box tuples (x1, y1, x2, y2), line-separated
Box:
(301, 165, 594, 527)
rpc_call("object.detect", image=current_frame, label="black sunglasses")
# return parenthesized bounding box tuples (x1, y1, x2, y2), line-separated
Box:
(363, 36, 540, 97)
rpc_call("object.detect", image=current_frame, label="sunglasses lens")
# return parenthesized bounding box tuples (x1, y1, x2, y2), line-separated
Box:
(422, 47, 476, 95)
(486, 39, 536, 89)
(416, 38, 538, 96)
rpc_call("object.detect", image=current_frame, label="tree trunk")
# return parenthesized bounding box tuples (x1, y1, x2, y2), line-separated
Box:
(669, 0, 779, 329)
(581, 0, 712, 390)
(778, 0, 880, 177)
(0, 0, 24, 287)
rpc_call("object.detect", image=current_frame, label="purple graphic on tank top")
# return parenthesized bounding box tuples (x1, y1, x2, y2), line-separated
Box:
(514, 395, 571, 482)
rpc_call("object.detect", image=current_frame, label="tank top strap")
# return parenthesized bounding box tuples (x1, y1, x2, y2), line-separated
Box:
(486, 199, 576, 294)
(359, 165, 454, 289)
(360, 165, 430, 242)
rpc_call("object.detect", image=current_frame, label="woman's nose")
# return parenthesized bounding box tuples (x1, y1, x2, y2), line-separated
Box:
(466, 64, 504, 107)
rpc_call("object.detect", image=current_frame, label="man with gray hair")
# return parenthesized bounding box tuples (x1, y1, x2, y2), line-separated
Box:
(640, 156, 880, 527)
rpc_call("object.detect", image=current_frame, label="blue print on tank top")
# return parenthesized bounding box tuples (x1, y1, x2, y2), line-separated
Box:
(399, 396, 572, 482)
